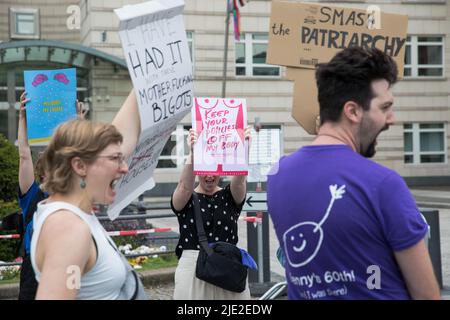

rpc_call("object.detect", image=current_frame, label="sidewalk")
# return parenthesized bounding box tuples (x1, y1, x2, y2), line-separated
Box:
(412, 188, 450, 209)
(412, 188, 449, 283)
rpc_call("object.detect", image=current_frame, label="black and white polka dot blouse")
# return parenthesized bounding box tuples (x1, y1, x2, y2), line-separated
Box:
(170, 184, 245, 259)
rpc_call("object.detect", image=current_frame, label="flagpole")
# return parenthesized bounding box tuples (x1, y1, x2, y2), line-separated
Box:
(221, 1, 231, 98)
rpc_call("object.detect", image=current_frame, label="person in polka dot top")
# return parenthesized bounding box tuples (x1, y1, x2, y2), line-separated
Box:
(171, 128, 252, 300)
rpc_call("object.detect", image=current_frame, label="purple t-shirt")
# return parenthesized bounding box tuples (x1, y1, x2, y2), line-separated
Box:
(267, 145, 428, 300)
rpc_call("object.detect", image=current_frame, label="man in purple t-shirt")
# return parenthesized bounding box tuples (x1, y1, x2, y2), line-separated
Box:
(267, 47, 440, 300)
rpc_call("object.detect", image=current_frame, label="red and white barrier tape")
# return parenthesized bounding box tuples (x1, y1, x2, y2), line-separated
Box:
(1, 217, 260, 239)
(0, 228, 174, 239)
(107, 227, 173, 237)
(239, 216, 262, 223)
(0, 234, 20, 239)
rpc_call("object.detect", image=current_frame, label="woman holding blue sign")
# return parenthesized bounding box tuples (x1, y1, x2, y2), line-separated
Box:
(26, 90, 147, 299)
(17, 92, 87, 300)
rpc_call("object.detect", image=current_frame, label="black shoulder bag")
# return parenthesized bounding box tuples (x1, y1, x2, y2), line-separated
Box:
(193, 193, 248, 293)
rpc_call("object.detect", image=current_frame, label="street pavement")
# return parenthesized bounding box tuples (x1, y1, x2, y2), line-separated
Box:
(146, 283, 174, 300)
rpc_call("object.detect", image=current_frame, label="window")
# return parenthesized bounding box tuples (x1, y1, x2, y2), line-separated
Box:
(9, 8, 40, 39)
(401, 0, 446, 3)
(249, 125, 282, 165)
(404, 36, 444, 77)
(404, 123, 446, 164)
(235, 33, 280, 77)
(0, 88, 20, 141)
(246, 125, 282, 182)
(186, 31, 194, 62)
(157, 125, 190, 169)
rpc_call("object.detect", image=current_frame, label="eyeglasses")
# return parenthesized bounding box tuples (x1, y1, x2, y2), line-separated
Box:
(97, 154, 127, 167)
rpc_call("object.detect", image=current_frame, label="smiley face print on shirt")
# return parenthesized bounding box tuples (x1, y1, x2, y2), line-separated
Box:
(283, 185, 346, 268)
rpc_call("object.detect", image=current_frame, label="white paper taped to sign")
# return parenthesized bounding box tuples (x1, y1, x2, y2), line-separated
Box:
(108, 0, 193, 220)
(192, 97, 248, 176)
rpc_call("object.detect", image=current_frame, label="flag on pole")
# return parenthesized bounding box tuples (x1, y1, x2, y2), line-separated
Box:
(229, 0, 247, 41)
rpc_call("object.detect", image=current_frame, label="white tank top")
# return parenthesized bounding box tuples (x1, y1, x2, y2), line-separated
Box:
(30, 201, 127, 300)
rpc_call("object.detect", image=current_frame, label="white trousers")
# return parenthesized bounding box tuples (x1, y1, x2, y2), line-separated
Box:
(173, 250, 251, 300)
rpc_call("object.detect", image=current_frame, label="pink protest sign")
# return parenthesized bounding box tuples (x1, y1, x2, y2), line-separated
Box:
(192, 97, 248, 176)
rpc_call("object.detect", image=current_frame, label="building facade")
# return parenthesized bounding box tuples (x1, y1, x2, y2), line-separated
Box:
(1, 0, 449, 195)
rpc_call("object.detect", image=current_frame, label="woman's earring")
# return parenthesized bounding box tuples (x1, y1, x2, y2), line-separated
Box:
(80, 178, 86, 189)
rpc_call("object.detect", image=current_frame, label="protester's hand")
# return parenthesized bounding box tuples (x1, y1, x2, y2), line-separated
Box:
(187, 128, 198, 154)
(18, 92, 31, 146)
(244, 126, 252, 149)
(76, 100, 88, 119)
(19, 92, 30, 119)
(244, 126, 252, 140)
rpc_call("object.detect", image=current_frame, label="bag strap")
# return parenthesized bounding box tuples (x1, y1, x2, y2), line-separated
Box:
(104, 235, 140, 300)
(103, 231, 134, 274)
(192, 193, 213, 255)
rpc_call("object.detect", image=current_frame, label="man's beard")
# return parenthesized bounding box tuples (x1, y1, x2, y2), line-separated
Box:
(361, 125, 389, 158)
(362, 140, 376, 158)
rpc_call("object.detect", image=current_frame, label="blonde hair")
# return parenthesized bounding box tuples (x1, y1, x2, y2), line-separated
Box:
(41, 119, 123, 194)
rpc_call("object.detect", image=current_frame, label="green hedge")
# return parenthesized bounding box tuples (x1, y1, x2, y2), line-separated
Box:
(0, 134, 19, 202)
(0, 135, 20, 262)
(0, 199, 20, 262)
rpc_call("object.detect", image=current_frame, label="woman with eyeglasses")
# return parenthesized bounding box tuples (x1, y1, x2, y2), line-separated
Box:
(29, 91, 143, 299)
(17, 92, 87, 300)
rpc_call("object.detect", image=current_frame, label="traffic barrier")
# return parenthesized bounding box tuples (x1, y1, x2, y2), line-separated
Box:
(1, 217, 257, 239)
(0, 234, 20, 239)
(0, 228, 175, 239)
(240, 216, 262, 223)
(107, 227, 173, 237)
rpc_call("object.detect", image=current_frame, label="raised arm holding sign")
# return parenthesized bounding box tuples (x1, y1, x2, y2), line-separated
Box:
(108, 0, 194, 220)
(171, 124, 252, 300)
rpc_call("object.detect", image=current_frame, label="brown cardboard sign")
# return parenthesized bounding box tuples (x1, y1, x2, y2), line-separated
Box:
(285, 67, 319, 135)
(267, 1, 408, 75)
(269, 1, 408, 135)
